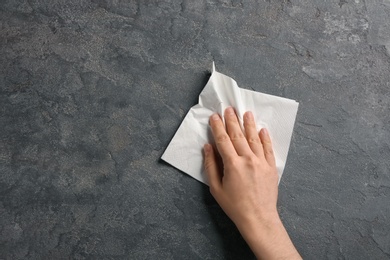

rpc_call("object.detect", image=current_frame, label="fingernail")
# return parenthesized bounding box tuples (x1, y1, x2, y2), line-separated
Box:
(262, 128, 269, 136)
(226, 107, 234, 115)
(245, 111, 254, 121)
(211, 114, 220, 121)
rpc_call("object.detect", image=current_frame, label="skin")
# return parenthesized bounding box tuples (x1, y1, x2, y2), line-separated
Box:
(204, 107, 301, 260)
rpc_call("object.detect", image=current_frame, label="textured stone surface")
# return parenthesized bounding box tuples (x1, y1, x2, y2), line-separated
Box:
(1, 0, 389, 259)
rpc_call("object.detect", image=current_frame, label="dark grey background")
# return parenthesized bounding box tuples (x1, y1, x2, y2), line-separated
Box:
(1, 0, 389, 259)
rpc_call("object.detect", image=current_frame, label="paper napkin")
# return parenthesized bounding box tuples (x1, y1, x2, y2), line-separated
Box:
(162, 63, 299, 185)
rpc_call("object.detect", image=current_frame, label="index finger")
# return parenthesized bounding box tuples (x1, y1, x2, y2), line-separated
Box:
(209, 113, 237, 161)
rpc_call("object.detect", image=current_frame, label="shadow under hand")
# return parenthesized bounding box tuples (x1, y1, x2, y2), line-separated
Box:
(202, 187, 255, 260)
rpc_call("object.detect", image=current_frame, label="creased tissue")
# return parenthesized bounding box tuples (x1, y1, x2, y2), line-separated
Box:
(162, 63, 299, 185)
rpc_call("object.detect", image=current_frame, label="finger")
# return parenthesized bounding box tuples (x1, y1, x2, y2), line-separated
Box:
(244, 111, 264, 157)
(209, 113, 237, 161)
(224, 107, 251, 156)
(260, 128, 276, 166)
(204, 144, 222, 193)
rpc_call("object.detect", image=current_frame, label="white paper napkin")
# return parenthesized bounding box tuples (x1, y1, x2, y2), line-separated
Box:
(162, 63, 299, 185)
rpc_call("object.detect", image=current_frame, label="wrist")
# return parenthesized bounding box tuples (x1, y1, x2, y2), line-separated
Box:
(235, 210, 282, 241)
(235, 208, 281, 233)
(235, 211, 301, 259)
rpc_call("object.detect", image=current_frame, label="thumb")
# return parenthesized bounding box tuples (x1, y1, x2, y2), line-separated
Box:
(204, 144, 222, 193)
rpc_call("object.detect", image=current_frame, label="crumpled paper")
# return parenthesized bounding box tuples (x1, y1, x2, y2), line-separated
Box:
(162, 63, 299, 185)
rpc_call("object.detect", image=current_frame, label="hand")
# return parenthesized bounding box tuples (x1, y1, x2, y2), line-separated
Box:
(204, 107, 301, 260)
(204, 107, 279, 227)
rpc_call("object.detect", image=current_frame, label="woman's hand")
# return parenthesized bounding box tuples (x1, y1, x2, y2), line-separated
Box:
(204, 107, 301, 260)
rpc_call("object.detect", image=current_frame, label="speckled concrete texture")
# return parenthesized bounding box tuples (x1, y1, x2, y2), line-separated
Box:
(1, 0, 389, 259)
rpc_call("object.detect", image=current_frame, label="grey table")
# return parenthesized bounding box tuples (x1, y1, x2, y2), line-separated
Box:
(1, 1, 389, 259)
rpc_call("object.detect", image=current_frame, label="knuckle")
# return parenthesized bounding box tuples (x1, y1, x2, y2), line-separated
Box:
(216, 133, 230, 143)
(245, 155, 261, 168)
(263, 139, 272, 147)
(247, 137, 260, 144)
(204, 160, 212, 171)
(226, 157, 240, 169)
(247, 155, 258, 163)
(264, 146, 274, 155)
(244, 120, 255, 128)
(230, 132, 245, 141)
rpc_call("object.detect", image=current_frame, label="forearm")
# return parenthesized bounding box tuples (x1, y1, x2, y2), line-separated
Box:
(236, 213, 302, 260)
